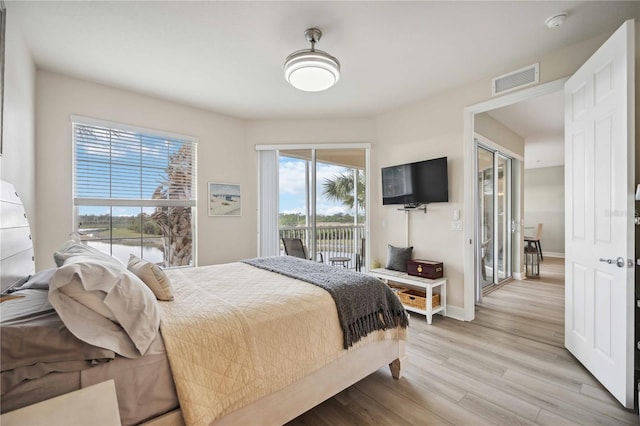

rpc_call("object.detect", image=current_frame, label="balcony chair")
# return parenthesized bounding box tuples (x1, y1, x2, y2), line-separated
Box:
(524, 223, 544, 261)
(281, 238, 324, 263)
(355, 238, 365, 272)
(480, 239, 491, 281)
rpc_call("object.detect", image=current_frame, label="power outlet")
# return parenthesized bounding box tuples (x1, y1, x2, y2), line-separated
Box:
(452, 220, 463, 231)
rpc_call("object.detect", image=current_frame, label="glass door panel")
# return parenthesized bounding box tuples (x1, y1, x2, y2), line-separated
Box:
(315, 149, 366, 270)
(278, 149, 313, 257)
(478, 147, 494, 288)
(496, 155, 511, 281)
(477, 143, 513, 297)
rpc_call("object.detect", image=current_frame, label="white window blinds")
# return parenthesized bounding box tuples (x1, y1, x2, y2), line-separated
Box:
(73, 119, 197, 206)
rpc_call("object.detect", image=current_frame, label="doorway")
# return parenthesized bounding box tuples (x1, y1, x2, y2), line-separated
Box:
(462, 78, 567, 321)
(476, 142, 513, 299)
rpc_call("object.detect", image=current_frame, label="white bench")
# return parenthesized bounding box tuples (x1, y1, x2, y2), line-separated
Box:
(370, 268, 447, 325)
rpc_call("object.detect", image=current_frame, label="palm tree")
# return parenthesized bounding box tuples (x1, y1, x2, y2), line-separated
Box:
(152, 145, 194, 267)
(322, 170, 365, 210)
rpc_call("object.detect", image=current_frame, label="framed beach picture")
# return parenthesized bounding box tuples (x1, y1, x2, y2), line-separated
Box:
(208, 182, 241, 217)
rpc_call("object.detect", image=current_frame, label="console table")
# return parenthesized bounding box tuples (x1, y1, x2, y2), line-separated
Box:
(369, 268, 447, 325)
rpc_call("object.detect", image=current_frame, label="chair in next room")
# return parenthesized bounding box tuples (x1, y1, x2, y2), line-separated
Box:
(481, 239, 491, 281)
(524, 223, 544, 261)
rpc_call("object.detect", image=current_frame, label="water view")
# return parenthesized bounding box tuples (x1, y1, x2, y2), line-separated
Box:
(86, 241, 164, 265)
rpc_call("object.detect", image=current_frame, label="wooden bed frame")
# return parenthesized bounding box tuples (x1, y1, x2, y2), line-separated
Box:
(0, 179, 407, 425)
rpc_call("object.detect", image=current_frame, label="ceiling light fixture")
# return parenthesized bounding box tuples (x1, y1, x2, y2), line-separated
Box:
(284, 28, 340, 92)
(545, 12, 567, 29)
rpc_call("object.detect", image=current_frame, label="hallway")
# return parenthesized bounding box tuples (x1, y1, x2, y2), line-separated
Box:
(475, 257, 565, 347)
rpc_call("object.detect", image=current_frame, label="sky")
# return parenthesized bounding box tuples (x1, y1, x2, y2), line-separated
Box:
(279, 156, 353, 216)
(75, 125, 188, 217)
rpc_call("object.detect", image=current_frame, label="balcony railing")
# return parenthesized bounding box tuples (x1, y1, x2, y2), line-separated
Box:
(279, 225, 365, 268)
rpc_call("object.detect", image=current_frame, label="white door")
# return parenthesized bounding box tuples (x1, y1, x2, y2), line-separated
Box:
(564, 20, 635, 408)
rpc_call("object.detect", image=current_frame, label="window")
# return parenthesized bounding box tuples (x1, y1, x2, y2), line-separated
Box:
(72, 117, 197, 267)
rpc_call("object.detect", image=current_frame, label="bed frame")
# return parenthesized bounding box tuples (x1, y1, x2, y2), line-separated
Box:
(144, 339, 405, 426)
(0, 179, 406, 425)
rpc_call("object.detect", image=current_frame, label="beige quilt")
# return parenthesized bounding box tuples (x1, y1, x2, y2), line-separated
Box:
(161, 262, 405, 426)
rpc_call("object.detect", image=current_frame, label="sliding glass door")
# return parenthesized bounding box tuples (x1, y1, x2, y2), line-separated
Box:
(477, 142, 512, 296)
(265, 146, 367, 270)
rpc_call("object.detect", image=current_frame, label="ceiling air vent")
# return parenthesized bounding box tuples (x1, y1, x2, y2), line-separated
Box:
(492, 63, 539, 96)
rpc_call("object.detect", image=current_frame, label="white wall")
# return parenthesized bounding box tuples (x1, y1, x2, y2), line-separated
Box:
(474, 112, 524, 157)
(374, 83, 482, 310)
(245, 119, 376, 146)
(0, 5, 36, 239)
(524, 166, 564, 256)
(34, 71, 250, 269)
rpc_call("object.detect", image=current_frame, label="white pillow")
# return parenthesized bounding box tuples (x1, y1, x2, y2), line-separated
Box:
(53, 241, 124, 269)
(59, 280, 118, 322)
(48, 251, 160, 359)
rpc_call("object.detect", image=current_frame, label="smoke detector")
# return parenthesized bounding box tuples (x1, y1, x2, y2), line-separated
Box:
(545, 13, 567, 29)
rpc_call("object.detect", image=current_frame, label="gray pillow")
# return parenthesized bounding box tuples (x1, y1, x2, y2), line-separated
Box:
(386, 244, 413, 272)
(8, 268, 56, 292)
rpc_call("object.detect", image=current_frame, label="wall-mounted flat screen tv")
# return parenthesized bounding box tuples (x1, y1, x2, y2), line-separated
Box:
(381, 156, 449, 207)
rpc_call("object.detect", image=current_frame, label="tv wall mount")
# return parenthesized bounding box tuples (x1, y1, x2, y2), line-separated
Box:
(398, 204, 427, 213)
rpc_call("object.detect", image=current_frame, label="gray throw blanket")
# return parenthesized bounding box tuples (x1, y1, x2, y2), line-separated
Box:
(242, 256, 409, 349)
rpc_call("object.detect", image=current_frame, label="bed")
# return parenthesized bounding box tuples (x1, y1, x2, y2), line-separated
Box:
(0, 179, 408, 426)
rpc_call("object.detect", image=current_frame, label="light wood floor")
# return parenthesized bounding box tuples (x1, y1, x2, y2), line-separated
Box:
(474, 257, 565, 348)
(288, 257, 638, 425)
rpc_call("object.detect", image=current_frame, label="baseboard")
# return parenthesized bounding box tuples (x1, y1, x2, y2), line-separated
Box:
(544, 252, 565, 258)
(445, 305, 465, 321)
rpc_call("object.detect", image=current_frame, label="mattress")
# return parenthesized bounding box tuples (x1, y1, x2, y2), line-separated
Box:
(161, 262, 406, 425)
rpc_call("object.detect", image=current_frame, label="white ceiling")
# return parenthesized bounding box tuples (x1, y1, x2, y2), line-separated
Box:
(9, 1, 640, 120)
(487, 91, 565, 169)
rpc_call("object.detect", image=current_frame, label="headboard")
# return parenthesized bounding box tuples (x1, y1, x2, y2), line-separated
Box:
(0, 180, 35, 293)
